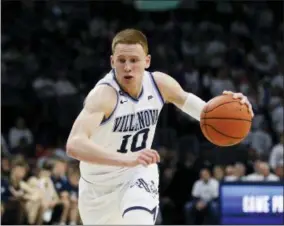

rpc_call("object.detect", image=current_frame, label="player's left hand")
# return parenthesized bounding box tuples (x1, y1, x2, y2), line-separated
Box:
(223, 90, 254, 117)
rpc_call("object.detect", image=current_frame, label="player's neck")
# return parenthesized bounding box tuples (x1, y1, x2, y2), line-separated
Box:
(117, 78, 143, 99)
(121, 83, 143, 99)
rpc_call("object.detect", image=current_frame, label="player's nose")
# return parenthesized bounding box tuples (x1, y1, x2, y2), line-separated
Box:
(124, 63, 131, 72)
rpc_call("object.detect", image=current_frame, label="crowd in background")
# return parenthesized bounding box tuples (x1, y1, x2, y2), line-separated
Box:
(1, 0, 283, 225)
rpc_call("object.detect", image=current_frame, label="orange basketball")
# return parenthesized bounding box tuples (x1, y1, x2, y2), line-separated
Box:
(200, 95, 252, 147)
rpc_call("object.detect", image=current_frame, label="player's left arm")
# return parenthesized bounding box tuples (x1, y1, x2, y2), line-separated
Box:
(152, 71, 254, 121)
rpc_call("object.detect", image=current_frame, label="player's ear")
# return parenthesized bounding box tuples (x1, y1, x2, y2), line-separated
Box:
(145, 54, 151, 69)
(110, 55, 114, 68)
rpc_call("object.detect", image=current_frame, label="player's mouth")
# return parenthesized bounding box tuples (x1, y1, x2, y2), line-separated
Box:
(124, 75, 133, 80)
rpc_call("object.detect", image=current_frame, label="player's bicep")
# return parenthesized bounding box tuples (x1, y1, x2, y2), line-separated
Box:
(152, 71, 187, 108)
(67, 108, 104, 140)
(67, 85, 117, 140)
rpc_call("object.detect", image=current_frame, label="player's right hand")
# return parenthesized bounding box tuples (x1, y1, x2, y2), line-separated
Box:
(126, 149, 160, 167)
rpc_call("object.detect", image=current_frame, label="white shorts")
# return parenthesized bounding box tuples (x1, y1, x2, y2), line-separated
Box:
(78, 168, 159, 225)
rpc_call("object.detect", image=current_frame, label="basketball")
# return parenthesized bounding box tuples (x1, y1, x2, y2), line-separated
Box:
(200, 95, 252, 147)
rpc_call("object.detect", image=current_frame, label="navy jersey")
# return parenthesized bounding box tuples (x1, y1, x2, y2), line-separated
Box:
(1, 178, 11, 203)
(51, 176, 69, 194)
(65, 180, 78, 200)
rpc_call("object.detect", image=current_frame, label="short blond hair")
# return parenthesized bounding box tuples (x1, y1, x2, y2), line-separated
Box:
(112, 29, 148, 54)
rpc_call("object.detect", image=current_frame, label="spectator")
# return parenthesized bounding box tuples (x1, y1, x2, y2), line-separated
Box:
(8, 117, 33, 149)
(1, 134, 10, 156)
(234, 162, 246, 180)
(66, 166, 80, 225)
(271, 64, 284, 90)
(54, 69, 78, 97)
(3, 158, 42, 224)
(1, 156, 11, 180)
(1, 177, 10, 219)
(246, 161, 279, 181)
(213, 165, 224, 181)
(274, 162, 284, 180)
(248, 124, 272, 159)
(210, 66, 235, 96)
(269, 133, 284, 170)
(271, 99, 284, 135)
(184, 168, 219, 224)
(50, 158, 70, 225)
(159, 165, 178, 224)
(11, 137, 34, 157)
(27, 160, 59, 224)
(224, 165, 238, 181)
(32, 73, 56, 99)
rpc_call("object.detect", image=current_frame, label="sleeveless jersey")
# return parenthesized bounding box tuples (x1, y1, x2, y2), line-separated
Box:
(80, 70, 164, 187)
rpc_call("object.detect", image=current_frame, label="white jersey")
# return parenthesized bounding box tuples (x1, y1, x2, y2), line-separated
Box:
(80, 70, 164, 187)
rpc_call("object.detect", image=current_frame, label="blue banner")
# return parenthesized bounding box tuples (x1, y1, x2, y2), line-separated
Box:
(219, 182, 284, 225)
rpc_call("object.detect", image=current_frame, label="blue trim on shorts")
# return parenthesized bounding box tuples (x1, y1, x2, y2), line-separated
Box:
(80, 176, 93, 184)
(97, 82, 119, 125)
(149, 72, 165, 105)
(122, 206, 158, 221)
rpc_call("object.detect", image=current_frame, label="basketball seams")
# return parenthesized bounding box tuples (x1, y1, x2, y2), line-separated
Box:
(200, 104, 212, 141)
(204, 100, 241, 113)
(201, 117, 252, 122)
(203, 124, 246, 139)
(200, 96, 252, 146)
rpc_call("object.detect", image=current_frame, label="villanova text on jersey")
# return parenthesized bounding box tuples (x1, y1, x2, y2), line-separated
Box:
(113, 109, 159, 133)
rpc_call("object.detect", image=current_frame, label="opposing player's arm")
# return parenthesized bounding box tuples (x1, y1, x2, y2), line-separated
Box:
(66, 85, 159, 167)
(152, 71, 206, 121)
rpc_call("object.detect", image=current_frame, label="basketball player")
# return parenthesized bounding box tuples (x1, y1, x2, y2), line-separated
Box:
(66, 29, 253, 225)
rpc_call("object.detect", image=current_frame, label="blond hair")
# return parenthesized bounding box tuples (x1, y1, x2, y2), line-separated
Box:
(112, 29, 148, 54)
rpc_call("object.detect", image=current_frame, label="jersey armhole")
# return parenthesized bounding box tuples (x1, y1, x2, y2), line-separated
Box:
(96, 82, 119, 125)
(149, 72, 165, 105)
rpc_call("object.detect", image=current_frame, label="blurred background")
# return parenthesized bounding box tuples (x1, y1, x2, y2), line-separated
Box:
(1, 0, 283, 225)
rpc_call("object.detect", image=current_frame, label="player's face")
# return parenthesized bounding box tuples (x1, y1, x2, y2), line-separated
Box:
(111, 43, 151, 87)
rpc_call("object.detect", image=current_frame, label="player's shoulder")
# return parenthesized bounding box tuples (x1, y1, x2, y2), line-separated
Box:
(151, 71, 169, 81)
(87, 71, 117, 100)
(151, 71, 183, 103)
(85, 84, 118, 112)
(97, 70, 115, 84)
(151, 71, 178, 89)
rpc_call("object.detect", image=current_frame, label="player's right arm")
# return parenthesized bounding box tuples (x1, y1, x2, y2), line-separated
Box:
(66, 85, 159, 167)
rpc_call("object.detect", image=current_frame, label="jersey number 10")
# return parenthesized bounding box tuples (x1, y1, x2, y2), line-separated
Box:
(117, 128, 150, 153)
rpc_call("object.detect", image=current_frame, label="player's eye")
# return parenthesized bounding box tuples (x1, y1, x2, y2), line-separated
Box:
(130, 58, 138, 63)
(118, 59, 126, 63)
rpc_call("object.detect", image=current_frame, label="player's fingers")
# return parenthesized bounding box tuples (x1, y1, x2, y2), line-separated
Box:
(155, 151, 160, 163)
(137, 158, 148, 167)
(139, 154, 153, 165)
(240, 97, 254, 116)
(248, 105, 254, 117)
(240, 96, 248, 104)
(146, 149, 160, 163)
(232, 93, 244, 100)
(223, 90, 234, 95)
(143, 151, 157, 164)
(151, 150, 160, 163)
